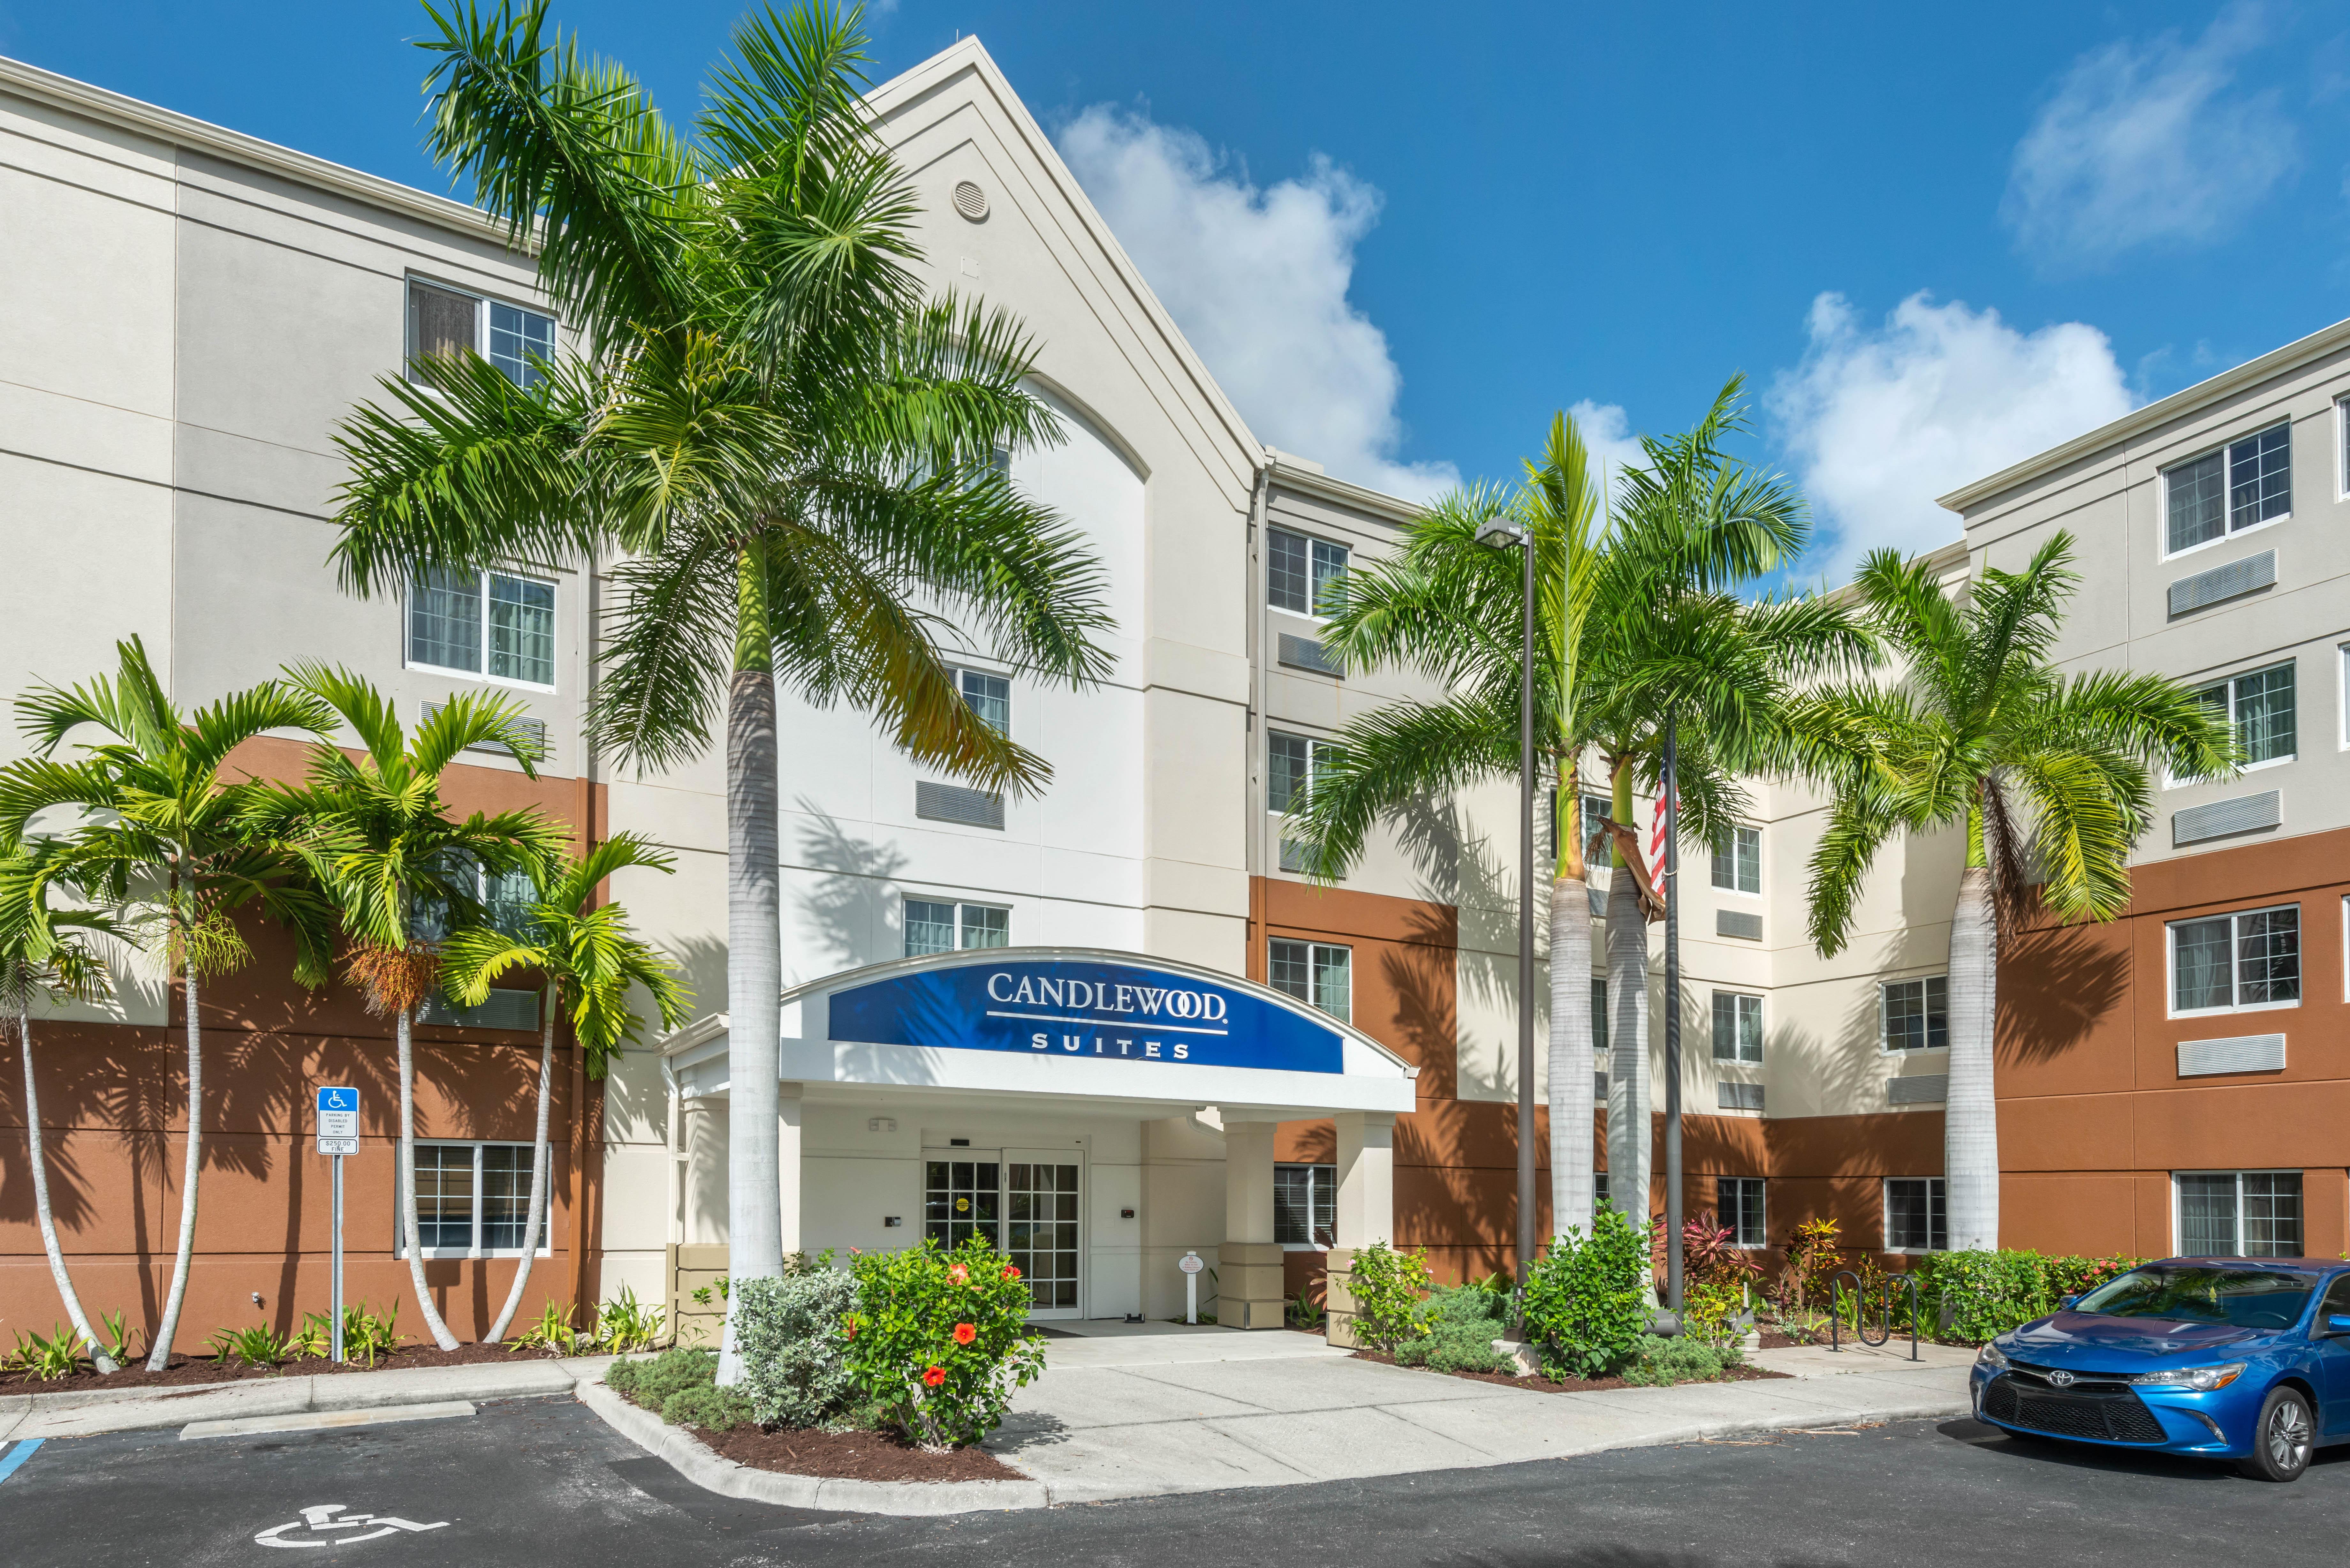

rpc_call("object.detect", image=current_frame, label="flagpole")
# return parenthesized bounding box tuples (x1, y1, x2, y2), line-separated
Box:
(1662, 711, 1683, 1315)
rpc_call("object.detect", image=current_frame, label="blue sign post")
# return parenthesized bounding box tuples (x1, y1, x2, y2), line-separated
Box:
(315, 1087, 358, 1363)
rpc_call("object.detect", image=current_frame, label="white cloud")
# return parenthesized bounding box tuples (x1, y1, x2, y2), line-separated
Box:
(1770, 292, 2136, 586)
(1056, 105, 1458, 502)
(1566, 400, 1648, 515)
(2004, 3, 2296, 269)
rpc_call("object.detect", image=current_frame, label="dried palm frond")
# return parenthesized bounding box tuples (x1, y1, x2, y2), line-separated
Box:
(342, 941, 441, 1018)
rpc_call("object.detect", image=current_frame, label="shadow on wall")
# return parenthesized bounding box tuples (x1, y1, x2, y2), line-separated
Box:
(1385, 793, 1545, 1102)
(793, 803, 907, 975)
(1998, 918, 2129, 1066)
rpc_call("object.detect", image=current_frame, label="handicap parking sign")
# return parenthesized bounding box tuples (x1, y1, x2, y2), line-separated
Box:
(315, 1086, 358, 1155)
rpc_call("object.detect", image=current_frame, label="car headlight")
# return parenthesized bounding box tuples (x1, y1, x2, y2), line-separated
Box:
(1976, 1342, 2009, 1372)
(2129, 1362, 2245, 1392)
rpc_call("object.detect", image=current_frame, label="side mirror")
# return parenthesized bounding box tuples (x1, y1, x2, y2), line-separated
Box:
(2058, 1295, 2080, 1311)
(2325, 1314, 2350, 1336)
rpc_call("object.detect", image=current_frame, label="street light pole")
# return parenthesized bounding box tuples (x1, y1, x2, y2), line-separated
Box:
(1476, 516, 1538, 1334)
(1662, 711, 1683, 1314)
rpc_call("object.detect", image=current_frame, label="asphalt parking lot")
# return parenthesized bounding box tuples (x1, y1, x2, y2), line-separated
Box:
(5, 1395, 2347, 1568)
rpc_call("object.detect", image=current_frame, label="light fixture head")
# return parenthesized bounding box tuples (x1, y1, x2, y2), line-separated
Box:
(1475, 518, 1526, 548)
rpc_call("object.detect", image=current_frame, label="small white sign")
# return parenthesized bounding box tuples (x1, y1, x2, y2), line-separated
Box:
(316, 1086, 358, 1156)
(1178, 1250, 1204, 1275)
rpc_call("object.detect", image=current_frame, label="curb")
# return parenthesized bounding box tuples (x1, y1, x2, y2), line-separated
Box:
(573, 1380, 1053, 1517)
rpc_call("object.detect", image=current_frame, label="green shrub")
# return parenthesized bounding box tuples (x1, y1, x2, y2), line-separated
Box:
(1679, 1280, 1752, 1353)
(841, 1236, 1046, 1448)
(1905, 1250, 2145, 1343)
(1521, 1204, 1649, 1380)
(733, 1269, 857, 1429)
(1345, 1241, 1434, 1351)
(606, 1346, 718, 1410)
(1622, 1333, 1726, 1387)
(1391, 1285, 1510, 1374)
(660, 1381, 757, 1432)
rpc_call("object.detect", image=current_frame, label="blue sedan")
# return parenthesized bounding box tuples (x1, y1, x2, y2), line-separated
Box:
(1971, 1259, 2350, 1481)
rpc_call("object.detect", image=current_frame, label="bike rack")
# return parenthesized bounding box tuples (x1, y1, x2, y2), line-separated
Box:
(1826, 1270, 1919, 1361)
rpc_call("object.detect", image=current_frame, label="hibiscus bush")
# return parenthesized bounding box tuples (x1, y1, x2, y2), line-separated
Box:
(840, 1235, 1046, 1449)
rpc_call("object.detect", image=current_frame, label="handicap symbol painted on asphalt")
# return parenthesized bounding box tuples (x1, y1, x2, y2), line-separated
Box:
(254, 1503, 449, 1548)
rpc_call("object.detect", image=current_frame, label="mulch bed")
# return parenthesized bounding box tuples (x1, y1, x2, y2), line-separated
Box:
(701, 1423, 1024, 1483)
(10, 1339, 574, 1393)
(1353, 1349, 1791, 1394)
(1756, 1330, 1807, 1350)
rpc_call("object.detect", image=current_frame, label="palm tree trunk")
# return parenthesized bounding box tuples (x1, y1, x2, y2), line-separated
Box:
(400, 1002, 461, 1349)
(1604, 873, 1651, 1233)
(485, 994, 557, 1344)
(19, 1000, 116, 1372)
(719, 541, 783, 1386)
(1946, 863, 2000, 1251)
(146, 954, 202, 1370)
(1547, 872, 1596, 1242)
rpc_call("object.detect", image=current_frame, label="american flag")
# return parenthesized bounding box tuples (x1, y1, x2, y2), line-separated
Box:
(1649, 794, 1676, 862)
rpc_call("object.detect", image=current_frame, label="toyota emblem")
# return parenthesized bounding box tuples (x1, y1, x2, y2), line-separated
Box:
(2048, 1370, 2075, 1388)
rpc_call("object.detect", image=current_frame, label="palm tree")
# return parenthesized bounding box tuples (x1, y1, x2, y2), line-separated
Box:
(1794, 534, 2234, 1251)
(0, 847, 123, 1371)
(440, 835, 690, 1343)
(328, 1, 1112, 1378)
(1293, 389, 1859, 1246)
(250, 668, 568, 1349)
(0, 638, 336, 1369)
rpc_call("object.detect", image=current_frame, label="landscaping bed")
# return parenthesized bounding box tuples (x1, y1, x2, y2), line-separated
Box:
(701, 1423, 1023, 1482)
(9, 1339, 574, 1392)
(1354, 1348, 1790, 1393)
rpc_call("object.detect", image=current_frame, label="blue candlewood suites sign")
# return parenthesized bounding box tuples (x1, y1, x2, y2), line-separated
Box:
(828, 958, 1344, 1074)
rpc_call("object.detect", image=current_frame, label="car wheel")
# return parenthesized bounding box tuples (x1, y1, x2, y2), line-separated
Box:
(2237, 1387, 2314, 1483)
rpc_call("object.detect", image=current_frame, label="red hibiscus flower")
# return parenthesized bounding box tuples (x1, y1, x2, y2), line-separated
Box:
(922, 1365, 947, 1387)
(952, 1322, 977, 1345)
(1002, 1265, 1022, 1281)
(947, 1263, 970, 1285)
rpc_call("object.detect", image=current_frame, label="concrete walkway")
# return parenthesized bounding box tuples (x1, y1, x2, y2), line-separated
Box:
(988, 1323, 1975, 1503)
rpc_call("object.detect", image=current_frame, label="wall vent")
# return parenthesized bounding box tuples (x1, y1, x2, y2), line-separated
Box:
(951, 180, 989, 221)
(419, 987, 540, 1031)
(1276, 633, 1343, 677)
(422, 701, 547, 761)
(1887, 1074, 1948, 1105)
(2172, 789, 2280, 846)
(2167, 549, 2275, 616)
(1716, 909, 1763, 941)
(2177, 1034, 2286, 1077)
(916, 781, 1004, 830)
(1717, 1082, 1764, 1111)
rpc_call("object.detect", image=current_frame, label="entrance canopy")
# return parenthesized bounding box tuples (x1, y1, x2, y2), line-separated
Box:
(663, 946, 1418, 1117)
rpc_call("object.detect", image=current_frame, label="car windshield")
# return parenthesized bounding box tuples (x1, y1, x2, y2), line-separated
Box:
(2074, 1266, 2317, 1330)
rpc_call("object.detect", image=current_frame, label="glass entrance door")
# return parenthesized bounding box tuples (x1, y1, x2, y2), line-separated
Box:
(1006, 1151, 1081, 1318)
(924, 1154, 1001, 1249)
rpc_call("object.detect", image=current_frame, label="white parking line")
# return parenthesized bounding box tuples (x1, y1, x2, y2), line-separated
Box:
(181, 1402, 476, 1440)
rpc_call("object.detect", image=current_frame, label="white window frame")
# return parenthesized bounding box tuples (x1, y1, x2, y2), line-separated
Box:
(393, 1138, 551, 1261)
(2337, 641, 2350, 752)
(1710, 989, 1763, 1064)
(1716, 1176, 1766, 1248)
(1275, 1161, 1337, 1251)
(902, 897, 1010, 958)
(405, 275, 560, 392)
(1877, 974, 1950, 1055)
(405, 568, 560, 694)
(2158, 419, 2291, 563)
(2164, 902, 2301, 1019)
(2170, 1168, 2305, 1258)
(2337, 395, 2350, 503)
(1265, 525, 1351, 621)
(1883, 1176, 1948, 1254)
(1710, 824, 1762, 896)
(2168, 660, 2296, 786)
(952, 667, 1012, 736)
(1269, 937, 1352, 1023)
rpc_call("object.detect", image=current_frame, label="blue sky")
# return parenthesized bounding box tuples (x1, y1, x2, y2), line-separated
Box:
(9, 1, 2349, 581)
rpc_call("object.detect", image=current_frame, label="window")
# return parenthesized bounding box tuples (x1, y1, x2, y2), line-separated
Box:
(2170, 904, 2299, 1014)
(957, 669, 1010, 735)
(1267, 527, 1349, 616)
(397, 1141, 544, 1257)
(903, 899, 1009, 957)
(1710, 991, 1762, 1063)
(407, 279, 557, 392)
(1268, 731, 1342, 874)
(1880, 976, 1950, 1052)
(1594, 1172, 1609, 1206)
(2177, 1171, 2303, 1257)
(1269, 938, 1351, 1022)
(409, 568, 556, 688)
(2165, 422, 2289, 554)
(1275, 1163, 1337, 1248)
(1716, 1178, 1765, 1246)
(1711, 825, 1761, 894)
(1885, 1177, 1947, 1252)
(1592, 975, 1608, 1052)
(1550, 789, 1618, 860)
(409, 854, 539, 945)
(2188, 661, 2296, 772)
